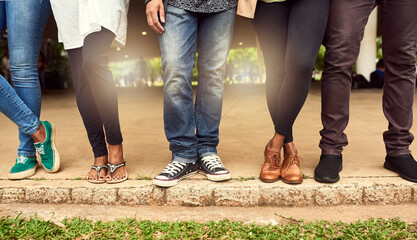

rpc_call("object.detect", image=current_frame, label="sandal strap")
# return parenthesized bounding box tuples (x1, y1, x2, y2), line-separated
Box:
(91, 165, 108, 172)
(107, 162, 126, 175)
(90, 165, 108, 179)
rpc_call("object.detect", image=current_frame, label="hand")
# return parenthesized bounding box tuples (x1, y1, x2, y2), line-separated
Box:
(146, 0, 165, 34)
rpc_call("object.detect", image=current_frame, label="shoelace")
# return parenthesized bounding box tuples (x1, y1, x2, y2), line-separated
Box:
(161, 161, 186, 176)
(284, 155, 301, 171)
(202, 155, 225, 171)
(16, 156, 28, 164)
(36, 145, 45, 155)
(267, 153, 280, 170)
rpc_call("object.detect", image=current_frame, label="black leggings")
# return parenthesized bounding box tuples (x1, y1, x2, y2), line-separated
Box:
(252, 0, 329, 143)
(67, 28, 123, 157)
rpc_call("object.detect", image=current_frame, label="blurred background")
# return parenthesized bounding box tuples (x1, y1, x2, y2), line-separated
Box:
(0, 3, 392, 91)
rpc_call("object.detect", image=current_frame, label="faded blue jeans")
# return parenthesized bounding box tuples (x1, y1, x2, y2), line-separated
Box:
(0, 0, 51, 156)
(159, 5, 236, 163)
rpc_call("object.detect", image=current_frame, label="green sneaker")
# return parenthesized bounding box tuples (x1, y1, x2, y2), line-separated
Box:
(34, 121, 60, 173)
(9, 156, 38, 180)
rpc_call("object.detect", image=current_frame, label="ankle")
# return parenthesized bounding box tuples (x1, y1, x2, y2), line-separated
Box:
(284, 142, 298, 156)
(108, 144, 124, 163)
(267, 132, 285, 150)
(31, 123, 46, 143)
(94, 155, 108, 165)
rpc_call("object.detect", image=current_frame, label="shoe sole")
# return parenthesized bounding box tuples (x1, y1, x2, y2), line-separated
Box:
(8, 164, 37, 180)
(107, 173, 129, 184)
(200, 171, 231, 182)
(43, 122, 60, 173)
(153, 171, 198, 187)
(282, 179, 303, 185)
(314, 165, 343, 183)
(87, 179, 106, 184)
(384, 161, 417, 183)
(259, 176, 279, 183)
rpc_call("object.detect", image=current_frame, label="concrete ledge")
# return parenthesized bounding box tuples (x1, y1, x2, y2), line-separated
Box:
(0, 178, 416, 207)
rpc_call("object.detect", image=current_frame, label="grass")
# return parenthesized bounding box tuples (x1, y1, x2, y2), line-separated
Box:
(237, 176, 257, 181)
(136, 174, 153, 180)
(33, 177, 46, 181)
(0, 216, 416, 239)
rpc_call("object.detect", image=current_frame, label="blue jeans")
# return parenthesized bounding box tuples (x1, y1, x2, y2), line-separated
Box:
(0, 0, 51, 156)
(159, 5, 236, 163)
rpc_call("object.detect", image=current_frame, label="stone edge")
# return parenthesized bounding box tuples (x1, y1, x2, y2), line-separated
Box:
(0, 181, 415, 207)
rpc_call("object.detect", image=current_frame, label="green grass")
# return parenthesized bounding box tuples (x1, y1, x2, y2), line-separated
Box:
(237, 176, 257, 181)
(0, 216, 416, 239)
(33, 177, 46, 181)
(136, 173, 153, 180)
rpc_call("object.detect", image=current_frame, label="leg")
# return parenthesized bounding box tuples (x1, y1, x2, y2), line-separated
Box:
(252, 1, 289, 130)
(194, 8, 236, 182)
(381, 0, 417, 156)
(319, 0, 376, 155)
(159, 5, 198, 163)
(0, 75, 40, 136)
(315, 0, 375, 183)
(6, 0, 51, 157)
(67, 48, 108, 158)
(274, 0, 329, 143)
(381, 0, 417, 182)
(251, 1, 289, 183)
(81, 28, 126, 182)
(153, 6, 200, 188)
(67, 48, 108, 182)
(195, 8, 236, 157)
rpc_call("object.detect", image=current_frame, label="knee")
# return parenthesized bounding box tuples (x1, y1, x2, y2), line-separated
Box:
(9, 54, 38, 81)
(82, 54, 105, 72)
(324, 33, 362, 70)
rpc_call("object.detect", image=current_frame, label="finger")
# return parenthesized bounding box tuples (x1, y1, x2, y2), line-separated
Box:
(159, 4, 165, 23)
(146, 11, 161, 34)
(151, 10, 164, 33)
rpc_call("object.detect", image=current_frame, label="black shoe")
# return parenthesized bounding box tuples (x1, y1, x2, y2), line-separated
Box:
(153, 161, 198, 187)
(197, 154, 231, 182)
(314, 154, 343, 183)
(384, 154, 417, 182)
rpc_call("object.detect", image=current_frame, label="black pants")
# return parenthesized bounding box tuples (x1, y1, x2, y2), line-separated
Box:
(67, 28, 123, 157)
(252, 0, 329, 143)
(319, 0, 417, 156)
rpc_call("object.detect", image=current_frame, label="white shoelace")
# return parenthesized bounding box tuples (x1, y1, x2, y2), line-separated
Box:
(161, 161, 186, 176)
(201, 155, 225, 171)
(36, 145, 45, 155)
(16, 156, 28, 164)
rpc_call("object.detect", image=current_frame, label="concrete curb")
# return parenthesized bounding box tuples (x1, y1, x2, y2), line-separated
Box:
(1, 178, 416, 207)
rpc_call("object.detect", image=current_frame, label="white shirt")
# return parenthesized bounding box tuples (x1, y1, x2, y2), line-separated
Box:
(51, 0, 130, 50)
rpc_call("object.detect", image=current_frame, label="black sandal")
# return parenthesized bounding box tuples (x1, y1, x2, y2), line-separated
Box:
(106, 162, 128, 184)
(87, 165, 108, 184)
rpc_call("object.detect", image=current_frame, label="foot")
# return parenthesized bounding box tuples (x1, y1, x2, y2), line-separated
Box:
(8, 156, 38, 180)
(198, 154, 231, 182)
(86, 156, 108, 183)
(260, 139, 282, 183)
(281, 142, 303, 184)
(153, 161, 198, 187)
(34, 121, 60, 173)
(384, 154, 417, 182)
(106, 144, 127, 183)
(314, 154, 343, 183)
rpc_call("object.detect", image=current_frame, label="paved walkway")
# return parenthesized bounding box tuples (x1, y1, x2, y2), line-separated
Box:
(1, 83, 414, 180)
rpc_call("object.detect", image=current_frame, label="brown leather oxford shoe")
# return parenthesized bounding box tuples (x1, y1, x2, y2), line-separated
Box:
(259, 142, 282, 183)
(281, 143, 303, 184)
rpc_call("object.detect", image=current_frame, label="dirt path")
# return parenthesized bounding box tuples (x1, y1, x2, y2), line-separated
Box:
(1, 204, 416, 225)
